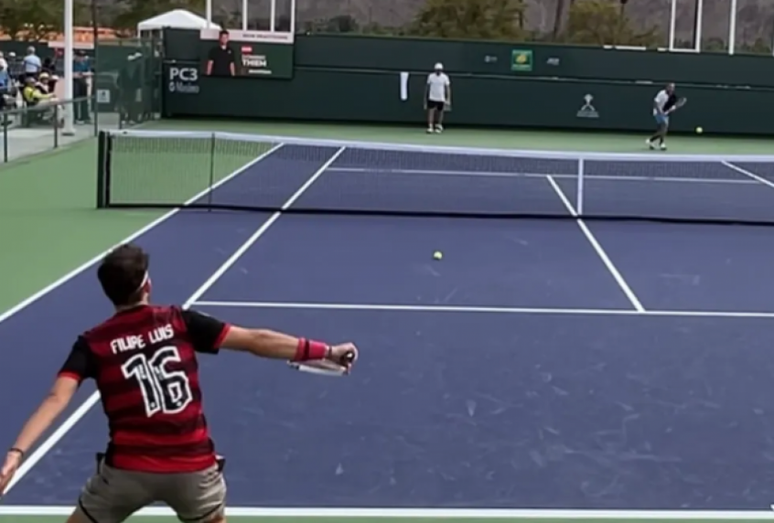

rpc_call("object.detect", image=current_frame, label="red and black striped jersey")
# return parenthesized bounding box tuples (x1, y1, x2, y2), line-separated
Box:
(59, 305, 231, 473)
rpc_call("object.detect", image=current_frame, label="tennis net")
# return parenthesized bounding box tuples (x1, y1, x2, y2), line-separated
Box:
(97, 129, 774, 225)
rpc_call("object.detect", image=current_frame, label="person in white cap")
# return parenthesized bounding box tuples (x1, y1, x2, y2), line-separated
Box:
(424, 62, 451, 133)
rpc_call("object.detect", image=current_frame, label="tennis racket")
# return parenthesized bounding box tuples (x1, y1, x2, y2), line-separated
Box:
(668, 97, 687, 113)
(288, 350, 356, 377)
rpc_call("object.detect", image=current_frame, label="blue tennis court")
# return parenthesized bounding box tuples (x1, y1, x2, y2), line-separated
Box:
(4, 134, 774, 519)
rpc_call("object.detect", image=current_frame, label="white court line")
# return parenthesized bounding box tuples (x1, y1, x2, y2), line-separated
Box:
(326, 167, 757, 185)
(192, 300, 774, 319)
(1, 505, 774, 520)
(722, 161, 774, 189)
(1, 142, 288, 494)
(546, 175, 644, 312)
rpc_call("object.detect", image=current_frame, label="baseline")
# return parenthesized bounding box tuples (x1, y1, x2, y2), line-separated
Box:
(192, 300, 774, 319)
(0, 505, 773, 520)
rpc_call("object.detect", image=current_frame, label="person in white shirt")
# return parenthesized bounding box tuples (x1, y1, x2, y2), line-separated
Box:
(23, 46, 42, 82)
(424, 62, 451, 133)
(646, 82, 676, 151)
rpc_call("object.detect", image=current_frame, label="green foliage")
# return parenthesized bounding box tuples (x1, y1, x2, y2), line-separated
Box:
(740, 38, 772, 56)
(410, 0, 526, 40)
(303, 15, 359, 34)
(110, 0, 205, 33)
(0, 0, 63, 40)
(563, 0, 659, 47)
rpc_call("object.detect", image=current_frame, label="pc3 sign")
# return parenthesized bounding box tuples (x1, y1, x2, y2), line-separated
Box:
(168, 67, 199, 94)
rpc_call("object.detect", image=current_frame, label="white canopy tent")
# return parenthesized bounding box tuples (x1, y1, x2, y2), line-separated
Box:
(137, 9, 221, 34)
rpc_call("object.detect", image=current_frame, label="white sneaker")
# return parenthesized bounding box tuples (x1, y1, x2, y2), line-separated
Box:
(660, 143, 667, 150)
(426, 127, 434, 133)
(646, 138, 655, 150)
(435, 124, 443, 133)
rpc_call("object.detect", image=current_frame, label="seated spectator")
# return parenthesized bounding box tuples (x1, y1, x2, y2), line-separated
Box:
(37, 72, 51, 94)
(22, 76, 54, 106)
(21, 76, 62, 126)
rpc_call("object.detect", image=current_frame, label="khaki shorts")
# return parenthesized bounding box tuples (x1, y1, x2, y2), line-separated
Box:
(76, 458, 226, 523)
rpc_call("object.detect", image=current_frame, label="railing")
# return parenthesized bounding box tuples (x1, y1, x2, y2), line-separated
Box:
(0, 96, 98, 163)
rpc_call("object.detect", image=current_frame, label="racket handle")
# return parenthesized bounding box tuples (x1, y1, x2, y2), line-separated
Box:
(340, 350, 356, 365)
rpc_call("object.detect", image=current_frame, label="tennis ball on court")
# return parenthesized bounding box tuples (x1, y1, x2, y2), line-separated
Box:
(696, 126, 703, 134)
(433, 251, 443, 260)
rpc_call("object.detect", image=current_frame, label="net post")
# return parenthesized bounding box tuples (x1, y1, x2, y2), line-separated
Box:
(53, 105, 59, 148)
(207, 132, 216, 210)
(96, 130, 109, 208)
(576, 157, 584, 216)
(2, 111, 7, 163)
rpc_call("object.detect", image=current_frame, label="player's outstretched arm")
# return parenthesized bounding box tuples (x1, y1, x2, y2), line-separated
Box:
(0, 375, 79, 495)
(220, 326, 357, 367)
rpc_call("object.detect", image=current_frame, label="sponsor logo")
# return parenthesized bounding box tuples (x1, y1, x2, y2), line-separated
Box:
(168, 67, 199, 94)
(577, 94, 599, 119)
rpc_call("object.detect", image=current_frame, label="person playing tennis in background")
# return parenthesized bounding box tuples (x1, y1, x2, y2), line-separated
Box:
(0, 243, 357, 523)
(647, 82, 677, 151)
(425, 62, 451, 134)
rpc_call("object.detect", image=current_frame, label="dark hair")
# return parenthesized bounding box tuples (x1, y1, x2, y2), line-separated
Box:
(219, 30, 229, 37)
(97, 244, 150, 306)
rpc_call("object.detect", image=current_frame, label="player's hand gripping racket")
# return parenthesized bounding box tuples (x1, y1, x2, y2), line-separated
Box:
(288, 344, 357, 377)
(668, 97, 687, 113)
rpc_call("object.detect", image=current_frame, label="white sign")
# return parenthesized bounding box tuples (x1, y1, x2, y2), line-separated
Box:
(168, 67, 199, 94)
(96, 89, 111, 104)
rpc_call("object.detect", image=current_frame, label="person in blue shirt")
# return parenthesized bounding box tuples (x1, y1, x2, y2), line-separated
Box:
(22, 46, 41, 82)
(0, 64, 9, 91)
(73, 51, 92, 123)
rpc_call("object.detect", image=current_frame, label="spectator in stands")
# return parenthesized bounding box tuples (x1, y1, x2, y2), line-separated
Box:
(22, 76, 54, 106)
(0, 58, 9, 92)
(21, 75, 63, 126)
(22, 47, 42, 82)
(36, 73, 51, 94)
(42, 57, 55, 75)
(42, 57, 57, 89)
(73, 51, 91, 124)
(0, 55, 11, 111)
(0, 59, 8, 112)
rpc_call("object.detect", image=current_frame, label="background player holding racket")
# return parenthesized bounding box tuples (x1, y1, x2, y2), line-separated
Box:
(647, 83, 685, 151)
(0, 243, 357, 523)
(424, 62, 451, 134)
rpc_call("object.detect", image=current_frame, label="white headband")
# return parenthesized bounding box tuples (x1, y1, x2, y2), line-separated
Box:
(136, 271, 149, 292)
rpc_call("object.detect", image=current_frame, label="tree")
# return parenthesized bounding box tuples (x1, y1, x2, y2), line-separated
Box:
(411, 0, 526, 40)
(0, 0, 63, 41)
(563, 0, 658, 47)
(552, 0, 575, 40)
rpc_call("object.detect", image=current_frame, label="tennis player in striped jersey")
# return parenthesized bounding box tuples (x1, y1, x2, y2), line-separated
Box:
(647, 82, 676, 151)
(0, 244, 358, 523)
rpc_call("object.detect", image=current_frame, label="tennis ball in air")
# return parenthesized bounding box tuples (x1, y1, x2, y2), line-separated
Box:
(696, 126, 703, 134)
(433, 251, 443, 260)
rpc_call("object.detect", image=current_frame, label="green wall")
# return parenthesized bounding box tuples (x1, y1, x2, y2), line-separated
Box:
(161, 30, 774, 135)
(293, 34, 774, 88)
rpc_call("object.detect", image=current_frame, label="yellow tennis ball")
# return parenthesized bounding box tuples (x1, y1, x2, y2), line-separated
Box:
(433, 251, 443, 260)
(696, 126, 703, 134)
